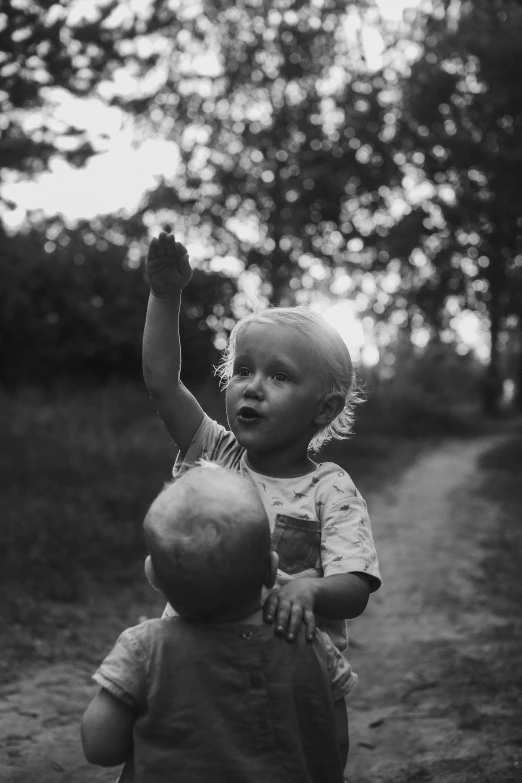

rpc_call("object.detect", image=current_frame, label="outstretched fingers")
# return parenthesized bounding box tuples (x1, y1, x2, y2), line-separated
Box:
(263, 588, 317, 643)
(148, 236, 159, 260)
(284, 603, 304, 641)
(157, 231, 167, 256)
(303, 607, 316, 642)
(165, 232, 176, 254)
(263, 591, 278, 625)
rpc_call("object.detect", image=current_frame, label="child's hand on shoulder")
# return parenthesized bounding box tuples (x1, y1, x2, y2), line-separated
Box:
(263, 579, 318, 643)
(147, 230, 192, 297)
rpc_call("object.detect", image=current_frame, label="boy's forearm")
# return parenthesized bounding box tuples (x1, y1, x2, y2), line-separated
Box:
(312, 573, 370, 620)
(142, 291, 182, 394)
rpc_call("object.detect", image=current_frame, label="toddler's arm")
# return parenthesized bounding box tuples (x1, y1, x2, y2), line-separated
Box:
(81, 687, 135, 767)
(264, 572, 370, 642)
(143, 230, 205, 454)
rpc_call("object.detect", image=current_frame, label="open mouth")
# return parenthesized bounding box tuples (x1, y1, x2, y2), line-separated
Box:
(238, 406, 262, 421)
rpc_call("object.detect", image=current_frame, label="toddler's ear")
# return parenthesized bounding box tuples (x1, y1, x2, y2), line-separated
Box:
(264, 551, 279, 589)
(314, 392, 345, 427)
(145, 556, 160, 591)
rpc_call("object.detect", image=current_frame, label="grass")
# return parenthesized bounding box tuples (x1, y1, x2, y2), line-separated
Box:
(475, 427, 522, 738)
(0, 381, 491, 608)
(1, 385, 175, 604)
(477, 424, 522, 619)
(0, 381, 493, 678)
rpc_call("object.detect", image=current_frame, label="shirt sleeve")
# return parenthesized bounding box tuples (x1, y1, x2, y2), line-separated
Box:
(93, 626, 147, 710)
(317, 630, 358, 701)
(172, 414, 244, 478)
(318, 467, 382, 591)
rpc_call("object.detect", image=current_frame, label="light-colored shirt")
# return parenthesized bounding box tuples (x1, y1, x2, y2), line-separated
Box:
(94, 616, 347, 783)
(172, 414, 382, 650)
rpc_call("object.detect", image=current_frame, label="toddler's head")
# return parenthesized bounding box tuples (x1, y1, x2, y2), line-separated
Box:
(143, 463, 275, 620)
(217, 305, 360, 452)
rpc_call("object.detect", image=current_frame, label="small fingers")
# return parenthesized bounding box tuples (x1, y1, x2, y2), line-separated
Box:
(274, 599, 292, 637)
(173, 241, 189, 261)
(303, 608, 316, 642)
(285, 603, 304, 642)
(263, 592, 278, 624)
(148, 236, 159, 259)
(165, 232, 176, 254)
(157, 231, 168, 256)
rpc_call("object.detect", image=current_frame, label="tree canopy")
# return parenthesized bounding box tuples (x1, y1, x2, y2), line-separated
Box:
(0, 0, 151, 189)
(392, 0, 522, 408)
(2, 0, 522, 409)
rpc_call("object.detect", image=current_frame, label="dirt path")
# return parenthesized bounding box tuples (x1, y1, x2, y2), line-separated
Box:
(0, 434, 517, 782)
(347, 433, 520, 783)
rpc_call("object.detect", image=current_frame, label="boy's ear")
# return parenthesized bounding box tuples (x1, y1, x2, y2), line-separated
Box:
(264, 551, 279, 590)
(145, 556, 160, 591)
(314, 393, 345, 427)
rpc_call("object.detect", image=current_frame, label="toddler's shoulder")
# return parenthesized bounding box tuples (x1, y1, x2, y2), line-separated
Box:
(116, 617, 165, 650)
(115, 618, 203, 680)
(174, 413, 244, 477)
(313, 462, 358, 496)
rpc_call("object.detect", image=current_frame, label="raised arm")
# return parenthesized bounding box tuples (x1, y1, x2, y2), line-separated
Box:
(143, 231, 204, 454)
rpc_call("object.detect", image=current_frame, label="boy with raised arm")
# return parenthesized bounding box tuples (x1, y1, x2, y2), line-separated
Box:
(143, 231, 382, 767)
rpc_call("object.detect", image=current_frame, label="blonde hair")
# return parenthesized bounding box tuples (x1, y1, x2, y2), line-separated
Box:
(215, 305, 364, 452)
(144, 464, 270, 618)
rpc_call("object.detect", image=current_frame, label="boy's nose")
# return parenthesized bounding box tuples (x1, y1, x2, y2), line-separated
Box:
(244, 374, 265, 398)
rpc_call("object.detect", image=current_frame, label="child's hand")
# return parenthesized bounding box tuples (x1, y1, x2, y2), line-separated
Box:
(146, 230, 192, 297)
(263, 579, 317, 643)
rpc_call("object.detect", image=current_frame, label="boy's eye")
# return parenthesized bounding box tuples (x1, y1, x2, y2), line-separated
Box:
(273, 372, 288, 382)
(237, 367, 251, 377)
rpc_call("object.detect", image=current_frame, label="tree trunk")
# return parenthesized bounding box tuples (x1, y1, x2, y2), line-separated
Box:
(515, 316, 522, 413)
(482, 298, 503, 416)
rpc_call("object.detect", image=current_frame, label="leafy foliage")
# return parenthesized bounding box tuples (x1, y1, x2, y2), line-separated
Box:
(2, 0, 522, 408)
(108, 0, 403, 303)
(0, 218, 236, 386)
(393, 1, 522, 407)
(0, 1, 157, 188)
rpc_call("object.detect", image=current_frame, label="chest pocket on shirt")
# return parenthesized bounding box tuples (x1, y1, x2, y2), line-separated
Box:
(272, 515, 321, 575)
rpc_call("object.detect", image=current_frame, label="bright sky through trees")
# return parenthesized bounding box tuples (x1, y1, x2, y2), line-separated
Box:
(4, 0, 486, 363)
(321, 301, 380, 365)
(3, 0, 421, 228)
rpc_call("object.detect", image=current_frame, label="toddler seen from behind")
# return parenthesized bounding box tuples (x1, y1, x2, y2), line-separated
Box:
(81, 464, 353, 782)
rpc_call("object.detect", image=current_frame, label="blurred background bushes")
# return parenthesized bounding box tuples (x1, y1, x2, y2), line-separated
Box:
(0, 219, 237, 387)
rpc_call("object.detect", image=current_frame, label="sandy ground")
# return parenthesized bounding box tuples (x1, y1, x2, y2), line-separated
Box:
(347, 434, 521, 783)
(1, 433, 520, 782)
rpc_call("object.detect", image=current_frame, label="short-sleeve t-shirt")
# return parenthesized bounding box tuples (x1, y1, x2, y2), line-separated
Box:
(172, 415, 382, 650)
(94, 617, 347, 783)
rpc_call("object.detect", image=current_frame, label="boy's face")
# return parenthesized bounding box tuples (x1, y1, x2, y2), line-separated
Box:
(226, 321, 323, 465)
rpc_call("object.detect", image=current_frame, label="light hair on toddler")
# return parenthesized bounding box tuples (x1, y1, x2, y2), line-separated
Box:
(143, 463, 271, 619)
(216, 305, 363, 451)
